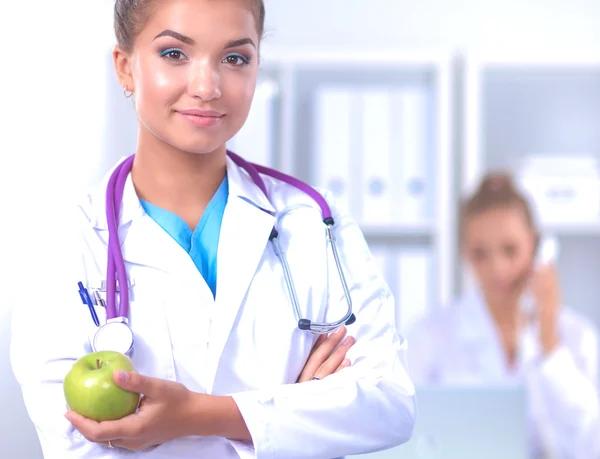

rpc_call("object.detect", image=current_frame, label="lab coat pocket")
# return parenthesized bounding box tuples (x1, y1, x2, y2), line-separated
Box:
(234, 258, 316, 388)
(116, 273, 177, 383)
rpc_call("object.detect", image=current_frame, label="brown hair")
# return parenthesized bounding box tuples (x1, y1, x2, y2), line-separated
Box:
(459, 172, 537, 240)
(114, 0, 266, 53)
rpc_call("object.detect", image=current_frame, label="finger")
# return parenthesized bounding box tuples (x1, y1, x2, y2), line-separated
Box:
(298, 328, 347, 382)
(313, 335, 355, 380)
(308, 333, 329, 356)
(108, 439, 155, 452)
(65, 410, 139, 443)
(113, 370, 159, 397)
(297, 331, 342, 383)
(335, 358, 351, 373)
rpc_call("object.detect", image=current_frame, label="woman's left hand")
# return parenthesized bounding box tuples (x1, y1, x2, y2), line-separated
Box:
(531, 262, 562, 354)
(66, 370, 197, 451)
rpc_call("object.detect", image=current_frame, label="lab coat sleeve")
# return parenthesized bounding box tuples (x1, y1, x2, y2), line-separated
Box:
(10, 208, 118, 459)
(527, 324, 600, 459)
(229, 192, 417, 459)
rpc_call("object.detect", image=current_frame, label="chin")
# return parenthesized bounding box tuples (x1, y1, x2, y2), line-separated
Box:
(163, 133, 229, 156)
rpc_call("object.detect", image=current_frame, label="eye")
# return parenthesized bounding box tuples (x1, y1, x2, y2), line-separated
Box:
(160, 48, 186, 61)
(223, 53, 250, 66)
(471, 248, 487, 263)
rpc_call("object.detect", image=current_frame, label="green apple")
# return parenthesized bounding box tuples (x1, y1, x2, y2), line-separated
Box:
(63, 351, 141, 422)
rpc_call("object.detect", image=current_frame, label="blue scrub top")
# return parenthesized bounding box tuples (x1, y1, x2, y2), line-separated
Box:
(140, 176, 229, 298)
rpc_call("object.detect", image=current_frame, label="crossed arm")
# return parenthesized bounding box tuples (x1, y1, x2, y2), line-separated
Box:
(66, 326, 355, 451)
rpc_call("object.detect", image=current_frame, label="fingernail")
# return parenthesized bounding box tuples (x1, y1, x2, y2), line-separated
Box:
(343, 358, 351, 366)
(343, 336, 354, 345)
(114, 370, 128, 384)
(335, 327, 345, 335)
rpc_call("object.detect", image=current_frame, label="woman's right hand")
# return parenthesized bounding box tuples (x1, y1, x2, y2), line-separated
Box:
(296, 326, 355, 383)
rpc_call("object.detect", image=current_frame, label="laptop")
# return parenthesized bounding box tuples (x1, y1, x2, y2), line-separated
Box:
(350, 384, 529, 459)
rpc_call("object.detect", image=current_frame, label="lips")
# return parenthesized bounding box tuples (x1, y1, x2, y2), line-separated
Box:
(177, 108, 224, 117)
(176, 109, 224, 127)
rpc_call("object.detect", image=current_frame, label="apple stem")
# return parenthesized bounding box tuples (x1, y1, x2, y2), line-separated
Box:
(96, 358, 101, 369)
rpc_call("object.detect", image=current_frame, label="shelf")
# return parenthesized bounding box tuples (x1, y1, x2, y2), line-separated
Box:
(361, 223, 435, 246)
(542, 221, 600, 236)
(360, 222, 434, 236)
(261, 48, 452, 69)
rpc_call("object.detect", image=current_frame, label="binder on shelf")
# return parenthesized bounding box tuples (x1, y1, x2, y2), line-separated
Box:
(227, 79, 278, 167)
(392, 87, 431, 224)
(360, 89, 394, 226)
(369, 244, 391, 284)
(395, 247, 431, 334)
(312, 86, 360, 216)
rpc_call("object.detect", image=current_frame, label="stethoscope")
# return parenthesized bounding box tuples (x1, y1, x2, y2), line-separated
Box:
(91, 151, 356, 356)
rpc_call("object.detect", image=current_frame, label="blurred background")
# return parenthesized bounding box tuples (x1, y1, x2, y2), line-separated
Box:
(2, 0, 600, 458)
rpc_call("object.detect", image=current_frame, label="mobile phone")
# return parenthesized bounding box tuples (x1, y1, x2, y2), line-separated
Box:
(520, 236, 559, 316)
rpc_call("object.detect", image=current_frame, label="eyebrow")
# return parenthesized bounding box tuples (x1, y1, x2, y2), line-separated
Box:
(153, 30, 256, 49)
(224, 38, 256, 49)
(154, 29, 195, 45)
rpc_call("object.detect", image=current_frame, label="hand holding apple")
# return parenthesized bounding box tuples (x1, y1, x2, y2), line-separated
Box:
(65, 370, 205, 451)
(63, 351, 140, 422)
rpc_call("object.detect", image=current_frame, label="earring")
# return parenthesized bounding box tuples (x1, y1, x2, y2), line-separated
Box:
(123, 87, 134, 98)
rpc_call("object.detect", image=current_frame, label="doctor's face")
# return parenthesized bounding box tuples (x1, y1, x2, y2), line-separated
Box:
(117, 0, 259, 155)
(463, 207, 536, 301)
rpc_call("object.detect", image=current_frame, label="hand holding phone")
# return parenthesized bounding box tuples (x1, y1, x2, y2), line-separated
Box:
(520, 236, 559, 317)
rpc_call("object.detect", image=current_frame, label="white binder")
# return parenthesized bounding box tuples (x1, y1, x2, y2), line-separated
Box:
(395, 247, 431, 333)
(369, 245, 390, 284)
(227, 79, 278, 167)
(360, 89, 393, 225)
(313, 86, 357, 215)
(395, 87, 430, 223)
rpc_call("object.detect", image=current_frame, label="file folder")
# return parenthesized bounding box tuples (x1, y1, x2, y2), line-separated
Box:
(395, 87, 430, 223)
(395, 247, 431, 333)
(361, 89, 393, 225)
(227, 79, 278, 167)
(312, 86, 357, 215)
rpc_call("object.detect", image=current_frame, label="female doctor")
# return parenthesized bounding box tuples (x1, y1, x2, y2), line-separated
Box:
(9, 0, 416, 458)
(406, 173, 600, 458)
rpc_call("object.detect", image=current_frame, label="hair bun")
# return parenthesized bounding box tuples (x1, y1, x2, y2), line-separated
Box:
(479, 172, 514, 193)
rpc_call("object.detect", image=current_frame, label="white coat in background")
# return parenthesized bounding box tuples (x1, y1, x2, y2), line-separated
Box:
(10, 156, 416, 459)
(406, 289, 599, 459)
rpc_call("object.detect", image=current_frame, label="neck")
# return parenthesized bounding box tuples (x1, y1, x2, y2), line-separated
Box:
(131, 135, 227, 229)
(485, 293, 521, 329)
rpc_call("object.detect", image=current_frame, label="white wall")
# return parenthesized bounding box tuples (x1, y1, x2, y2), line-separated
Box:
(262, 0, 600, 52)
(2, 0, 600, 457)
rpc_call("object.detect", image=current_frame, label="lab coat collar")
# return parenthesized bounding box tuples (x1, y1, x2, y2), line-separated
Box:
(85, 154, 276, 230)
(457, 288, 543, 379)
(83, 155, 277, 391)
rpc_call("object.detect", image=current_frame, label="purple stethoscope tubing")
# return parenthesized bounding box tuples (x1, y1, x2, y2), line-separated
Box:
(104, 151, 355, 334)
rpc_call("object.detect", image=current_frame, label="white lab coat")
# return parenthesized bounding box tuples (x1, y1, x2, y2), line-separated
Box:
(405, 289, 600, 459)
(10, 156, 416, 459)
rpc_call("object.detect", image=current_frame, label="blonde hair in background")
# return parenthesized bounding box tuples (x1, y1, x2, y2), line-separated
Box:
(459, 172, 538, 243)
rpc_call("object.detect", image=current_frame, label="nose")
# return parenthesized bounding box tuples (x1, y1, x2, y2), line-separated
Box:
(188, 60, 222, 101)
(488, 255, 514, 287)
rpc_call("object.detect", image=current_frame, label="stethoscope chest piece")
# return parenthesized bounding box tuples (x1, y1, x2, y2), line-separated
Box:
(92, 317, 134, 357)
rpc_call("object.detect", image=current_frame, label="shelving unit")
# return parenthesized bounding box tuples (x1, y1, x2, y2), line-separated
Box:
(232, 49, 456, 333)
(461, 52, 600, 330)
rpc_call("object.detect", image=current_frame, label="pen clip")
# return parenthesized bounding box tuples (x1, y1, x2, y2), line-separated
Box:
(93, 290, 106, 308)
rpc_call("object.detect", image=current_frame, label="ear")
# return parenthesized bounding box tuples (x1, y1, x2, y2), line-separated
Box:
(113, 45, 135, 93)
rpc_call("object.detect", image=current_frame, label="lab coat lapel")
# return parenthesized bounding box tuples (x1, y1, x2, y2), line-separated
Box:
(458, 290, 508, 381)
(205, 157, 276, 392)
(88, 158, 208, 283)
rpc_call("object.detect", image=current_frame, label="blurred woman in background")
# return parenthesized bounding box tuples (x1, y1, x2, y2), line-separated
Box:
(407, 172, 600, 458)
